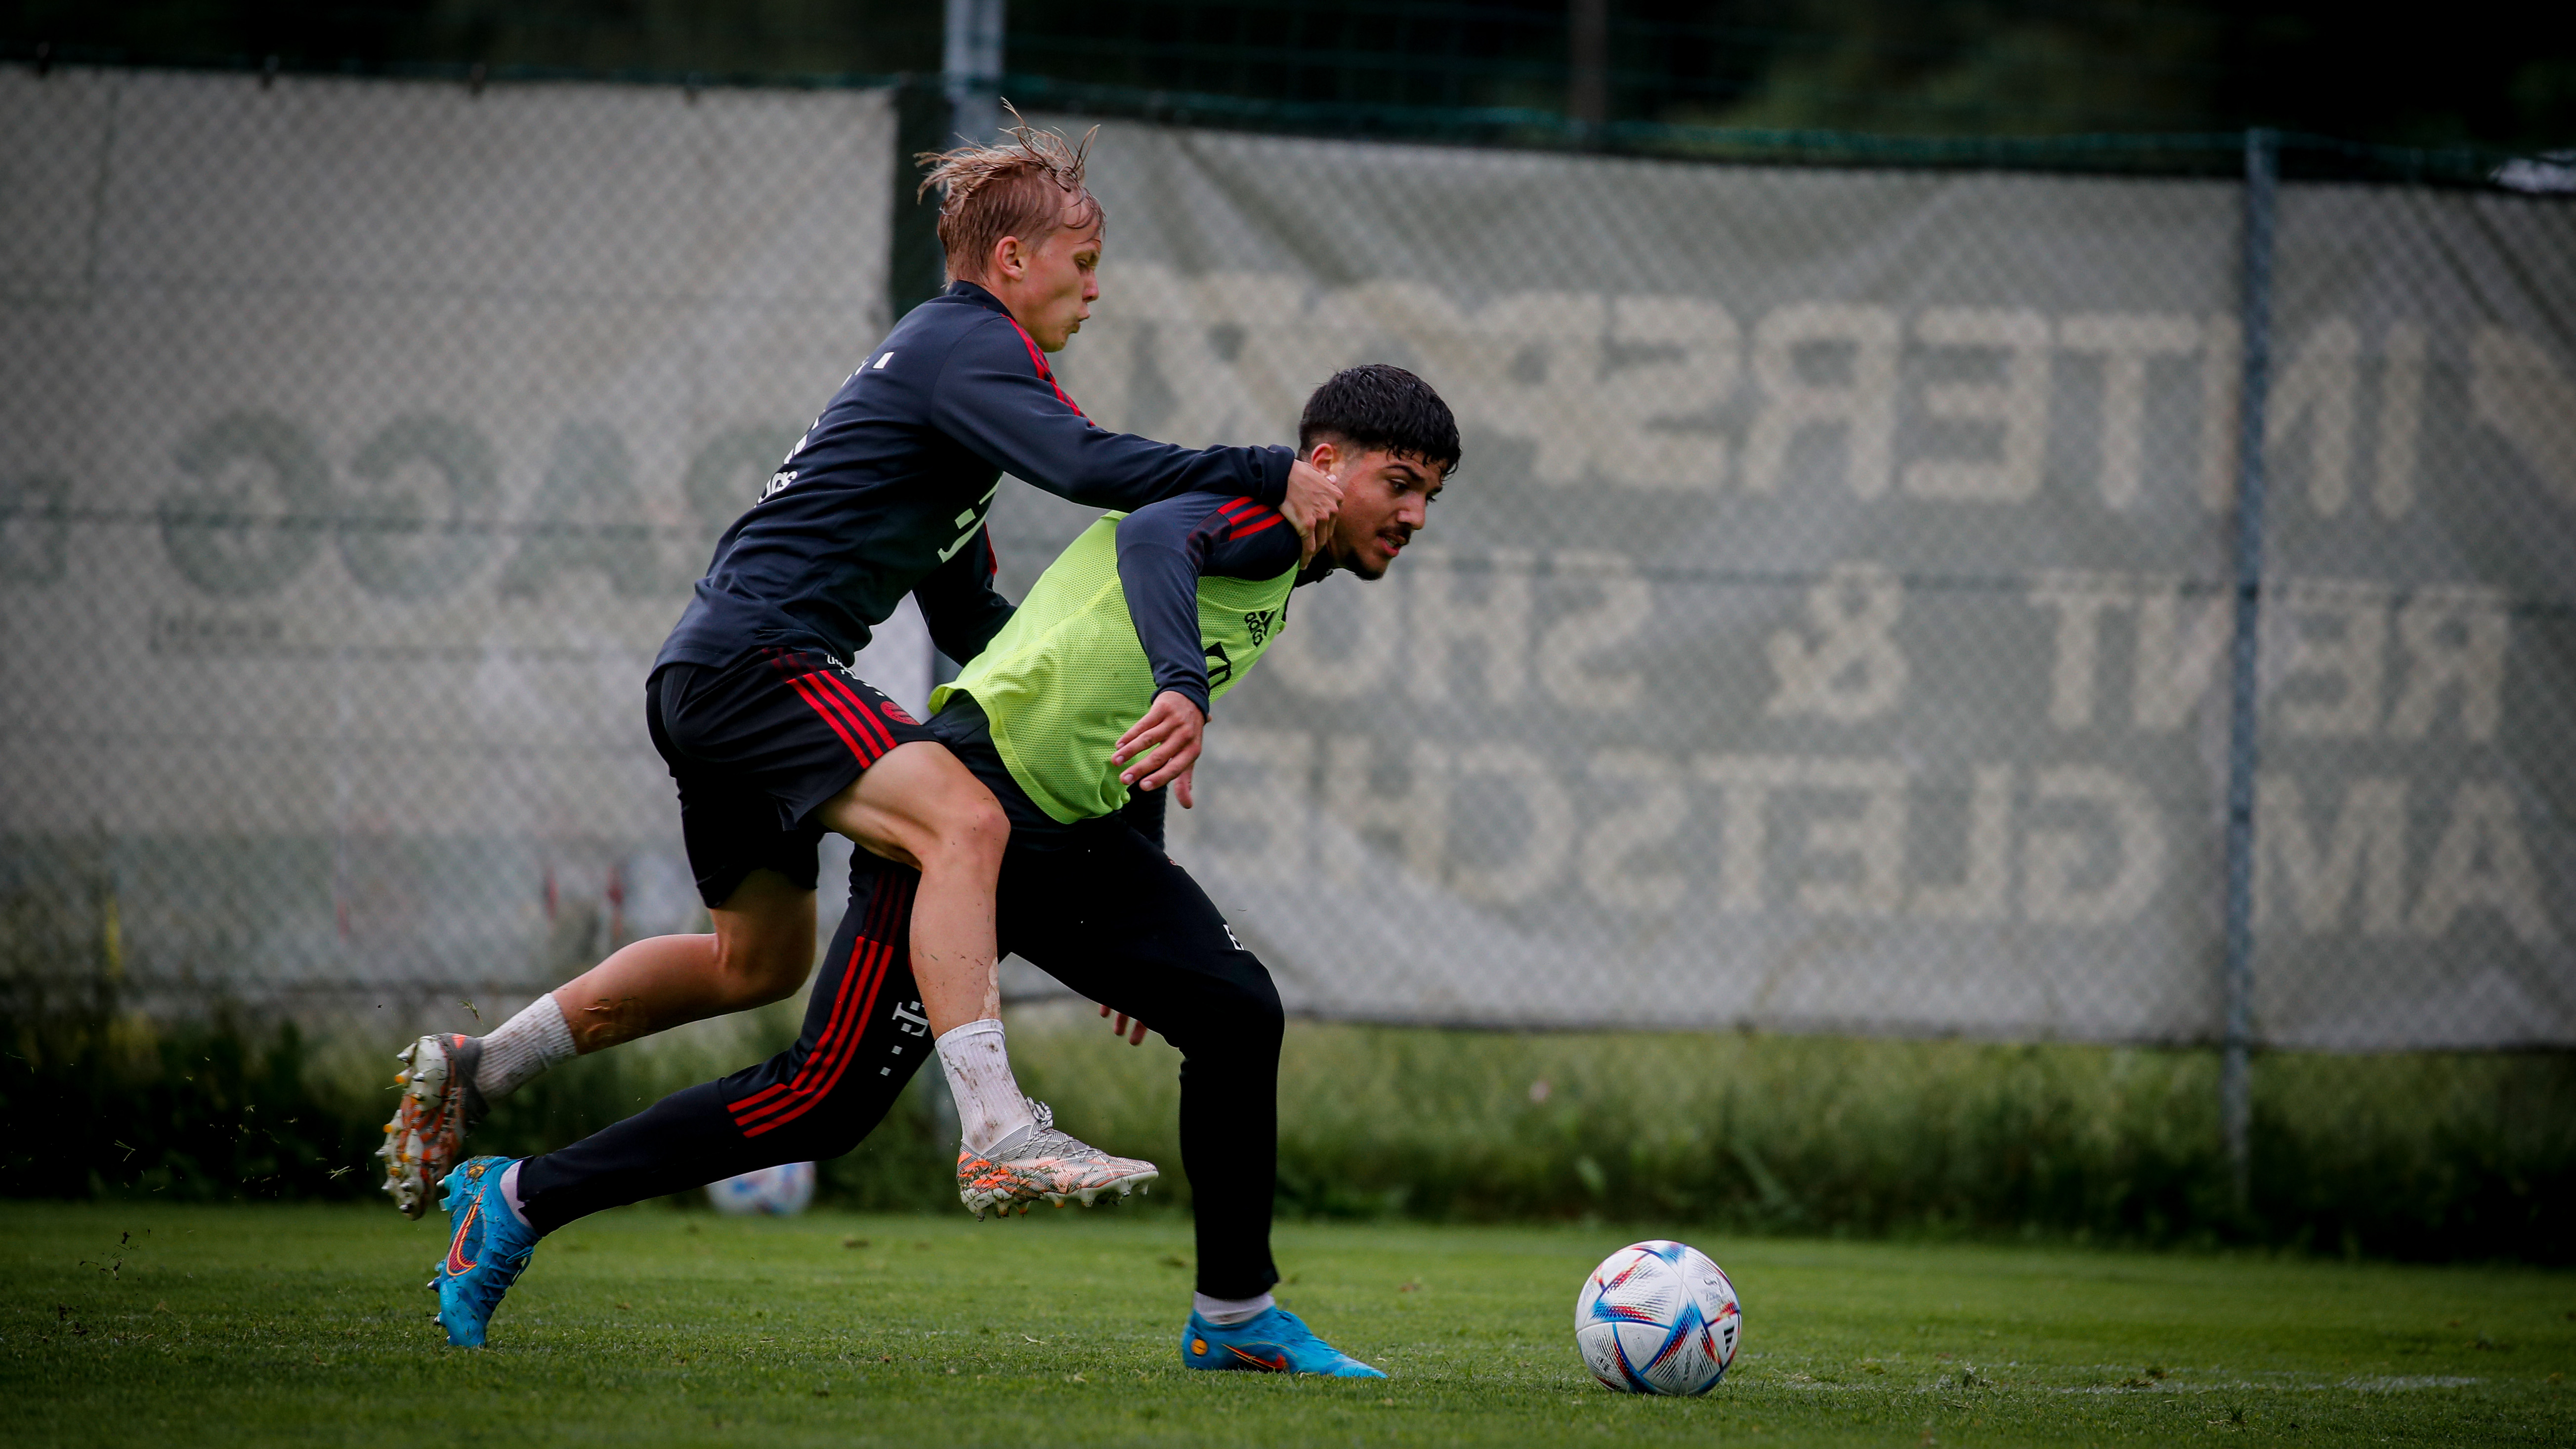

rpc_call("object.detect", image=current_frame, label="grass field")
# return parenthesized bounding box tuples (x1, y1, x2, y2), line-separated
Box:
(4, 1202, 2569, 1447)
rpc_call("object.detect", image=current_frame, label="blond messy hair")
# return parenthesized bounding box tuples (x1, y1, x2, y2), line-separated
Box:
(915, 105, 1105, 285)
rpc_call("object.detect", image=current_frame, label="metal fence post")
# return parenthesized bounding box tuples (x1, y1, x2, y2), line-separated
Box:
(890, 78, 957, 319)
(897, 0, 1009, 324)
(2220, 126, 2279, 1216)
(944, 0, 1005, 145)
(1568, 0, 1610, 138)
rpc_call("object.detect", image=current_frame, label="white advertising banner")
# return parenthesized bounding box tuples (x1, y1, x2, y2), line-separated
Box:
(3, 77, 2567, 1048)
(0, 70, 912, 1007)
(1004, 118, 2576, 1049)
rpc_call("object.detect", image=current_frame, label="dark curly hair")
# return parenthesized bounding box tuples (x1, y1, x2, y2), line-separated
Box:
(1296, 364, 1462, 477)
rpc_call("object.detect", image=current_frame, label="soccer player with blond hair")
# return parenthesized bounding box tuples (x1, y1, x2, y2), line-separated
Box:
(379, 116, 1345, 1225)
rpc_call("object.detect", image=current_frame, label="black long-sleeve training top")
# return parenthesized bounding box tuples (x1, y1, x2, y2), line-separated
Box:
(656, 281, 1296, 673)
(961, 490, 1327, 852)
(1112, 492, 1313, 720)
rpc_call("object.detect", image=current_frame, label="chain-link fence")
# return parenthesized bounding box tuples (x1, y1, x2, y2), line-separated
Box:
(4, 69, 2571, 1079)
(0, 67, 917, 1022)
(1017, 117, 2576, 1064)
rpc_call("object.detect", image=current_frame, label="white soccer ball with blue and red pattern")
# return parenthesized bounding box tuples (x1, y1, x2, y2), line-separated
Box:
(1575, 1240, 1741, 1395)
(706, 1161, 816, 1216)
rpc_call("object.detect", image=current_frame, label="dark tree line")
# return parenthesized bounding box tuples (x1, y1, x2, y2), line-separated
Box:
(9, 0, 2570, 153)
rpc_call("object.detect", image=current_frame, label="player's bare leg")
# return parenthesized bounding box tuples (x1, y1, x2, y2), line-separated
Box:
(379, 871, 816, 1217)
(380, 745, 1012, 1217)
(811, 740, 1007, 1039)
(385, 741, 1144, 1219)
(818, 742, 1155, 1215)
(460, 743, 998, 1064)
(551, 870, 818, 1052)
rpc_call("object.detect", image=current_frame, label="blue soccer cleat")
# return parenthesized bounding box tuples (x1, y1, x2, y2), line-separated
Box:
(1181, 1306, 1387, 1378)
(429, 1156, 537, 1348)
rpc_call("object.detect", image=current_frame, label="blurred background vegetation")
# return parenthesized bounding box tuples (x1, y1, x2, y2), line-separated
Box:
(6, 0, 2573, 151)
(7, 990, 2568, 1263)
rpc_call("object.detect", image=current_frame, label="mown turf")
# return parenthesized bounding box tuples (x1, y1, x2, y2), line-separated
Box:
(3, 1202, 2569, 1447)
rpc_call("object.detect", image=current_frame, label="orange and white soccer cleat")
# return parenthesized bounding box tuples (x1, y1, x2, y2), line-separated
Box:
(378, 1033, 488, 1219)
(956, 1101, 1158, 1219)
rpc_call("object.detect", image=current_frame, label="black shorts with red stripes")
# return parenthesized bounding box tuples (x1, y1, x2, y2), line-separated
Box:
(646, 644, 934, 910)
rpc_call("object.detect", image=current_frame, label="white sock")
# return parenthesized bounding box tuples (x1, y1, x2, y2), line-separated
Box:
(1194, 1292, 1274, 1326)
(936, 1018, 1036, 1156)
(477, 994, 576, 1100)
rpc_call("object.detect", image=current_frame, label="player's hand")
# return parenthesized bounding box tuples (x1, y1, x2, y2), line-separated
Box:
(1281, 458, 1343, 566)
(1172, 765, 1194, 811)
(1098, 1002, 1149, 1046)
(1113, 690, 1204, 792)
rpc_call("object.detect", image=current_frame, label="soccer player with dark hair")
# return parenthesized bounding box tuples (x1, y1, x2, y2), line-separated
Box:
(425, 366, 1459, 1380)
(379, 118, 1346, 1224)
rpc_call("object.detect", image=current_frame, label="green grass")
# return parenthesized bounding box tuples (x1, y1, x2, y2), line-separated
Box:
(5, 1203, 2571, 1447)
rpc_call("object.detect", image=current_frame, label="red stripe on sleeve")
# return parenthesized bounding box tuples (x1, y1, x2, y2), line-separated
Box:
(1005, 320, 1086, 417)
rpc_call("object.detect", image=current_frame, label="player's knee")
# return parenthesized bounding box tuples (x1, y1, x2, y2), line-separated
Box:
(919, 786, 1008, 875)
(788, 1085, 896, 1161)
(1193, 973, 1284, 1051)
(714, 933, 809, 1008)
(1245, 983, 1286, 1045)
(959, 786, 1009, 858)
(788, 1119, 869, 1163)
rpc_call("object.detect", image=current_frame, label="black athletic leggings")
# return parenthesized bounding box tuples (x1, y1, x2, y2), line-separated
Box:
(514, 822, 1286, 1300)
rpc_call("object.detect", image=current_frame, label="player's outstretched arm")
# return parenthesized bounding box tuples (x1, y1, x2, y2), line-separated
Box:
(932, 316, 1312, 512)
(1114, 494, 1307, 699)
(1108, 491, 1304, 796)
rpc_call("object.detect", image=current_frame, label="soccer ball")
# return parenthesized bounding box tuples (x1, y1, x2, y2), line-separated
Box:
(706, 1161, 816, 1217)
(1574, 1240, 1741, 1395)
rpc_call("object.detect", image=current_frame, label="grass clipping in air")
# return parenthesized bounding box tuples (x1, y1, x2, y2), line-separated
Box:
(4, 1201, 2571, 1448)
